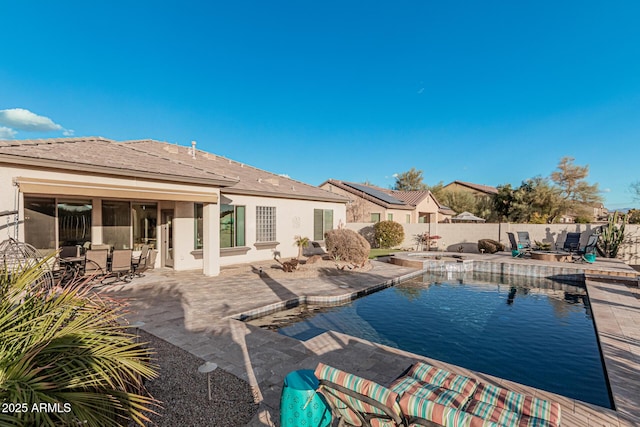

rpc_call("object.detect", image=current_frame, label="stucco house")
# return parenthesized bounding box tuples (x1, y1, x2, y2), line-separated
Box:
(0, 137, 347, 276)
(318, 179, 451, 223)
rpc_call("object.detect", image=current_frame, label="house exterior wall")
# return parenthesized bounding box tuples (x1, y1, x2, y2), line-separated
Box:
(0, 163, 220, 272)
(217, 193, 346, 266)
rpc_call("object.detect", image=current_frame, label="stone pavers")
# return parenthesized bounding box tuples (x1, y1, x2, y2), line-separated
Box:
(99, 253, 640, 426)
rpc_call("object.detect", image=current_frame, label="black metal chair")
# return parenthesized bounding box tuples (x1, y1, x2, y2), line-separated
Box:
(557, 232, 581, 253)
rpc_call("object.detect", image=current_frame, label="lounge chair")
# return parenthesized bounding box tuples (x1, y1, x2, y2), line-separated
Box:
(507, 232, 528, 257)
(557, 232, 581, 253)
(516, 232, 533, 251)
(314, 362, 405, 427)
(313, 362, 561, 427)
(574, 233, 599, 263)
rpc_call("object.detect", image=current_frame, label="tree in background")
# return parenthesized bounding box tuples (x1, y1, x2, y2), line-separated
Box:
(439, 190, 476, 215)
(550, 156, 602, 221)
(393, 168, 428, 191)
(492, 158, 601, 223)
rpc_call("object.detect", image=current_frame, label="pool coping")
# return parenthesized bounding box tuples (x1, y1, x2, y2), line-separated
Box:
(236, 255, 640, 426)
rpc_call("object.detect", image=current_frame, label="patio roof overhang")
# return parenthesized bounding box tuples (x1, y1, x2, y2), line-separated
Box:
(14, 177, 218, 203)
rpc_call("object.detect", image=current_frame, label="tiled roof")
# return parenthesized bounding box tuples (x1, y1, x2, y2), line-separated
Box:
(0, 137, 233, 185)
(321, 180, 418, 210)
(446, 180, 498, 195)
(386, 190, 431, 206)
(0, 137, 348, 203)
(123, 140, 347, 202)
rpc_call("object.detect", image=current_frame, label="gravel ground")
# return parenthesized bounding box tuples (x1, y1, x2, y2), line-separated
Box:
(134, 330, 259, 426)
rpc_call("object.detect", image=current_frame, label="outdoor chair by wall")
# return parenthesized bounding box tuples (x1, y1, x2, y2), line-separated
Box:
(516, 231, 533, 251)
(104, 249, 133, 284)
(507, 232, 528, 257)
(132, 245, 150, 277)
(557, 232, 581, 253)
(574, 233, 599, 263)
(83, 249, 108, 280)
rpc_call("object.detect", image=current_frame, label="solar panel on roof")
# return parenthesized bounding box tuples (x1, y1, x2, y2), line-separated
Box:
(343, 182, 406, 205)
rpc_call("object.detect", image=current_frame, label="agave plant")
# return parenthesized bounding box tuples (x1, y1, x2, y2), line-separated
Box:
(0, 257, 159, 426)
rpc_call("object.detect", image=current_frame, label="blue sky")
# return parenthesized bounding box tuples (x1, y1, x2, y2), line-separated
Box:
(2, 1, 639, 209)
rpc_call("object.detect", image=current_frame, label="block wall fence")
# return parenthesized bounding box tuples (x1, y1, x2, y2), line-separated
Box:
(345, 222, 640, 267)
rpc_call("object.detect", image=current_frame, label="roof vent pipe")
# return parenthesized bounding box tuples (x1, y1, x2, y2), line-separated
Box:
(191, 140, 197, 159)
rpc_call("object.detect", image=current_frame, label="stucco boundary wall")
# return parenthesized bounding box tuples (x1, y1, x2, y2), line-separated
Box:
(345, 222, 640, 266)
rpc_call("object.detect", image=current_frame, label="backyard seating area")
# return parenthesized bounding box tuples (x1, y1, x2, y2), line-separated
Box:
(0, 237, 156, 287)
(314, 361, 561, 427)
(507, 230, 599, 263)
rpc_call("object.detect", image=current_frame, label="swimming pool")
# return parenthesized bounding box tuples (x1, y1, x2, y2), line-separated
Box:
(260, 272, 612, 408)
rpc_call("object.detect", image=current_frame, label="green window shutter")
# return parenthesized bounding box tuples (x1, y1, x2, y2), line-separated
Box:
(236, 206, 245, 246)
(314, 209, 324, 240)
(323, 210, 333, 235)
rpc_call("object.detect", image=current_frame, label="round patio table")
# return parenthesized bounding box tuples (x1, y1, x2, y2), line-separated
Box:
(280, 369, 331, 427)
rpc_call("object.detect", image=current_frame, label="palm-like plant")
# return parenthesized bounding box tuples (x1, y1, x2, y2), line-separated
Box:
(294, 236, 310, 260)
(0, 258, 159, 426)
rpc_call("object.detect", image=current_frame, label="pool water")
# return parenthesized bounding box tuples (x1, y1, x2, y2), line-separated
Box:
(273, 272, 612, 408)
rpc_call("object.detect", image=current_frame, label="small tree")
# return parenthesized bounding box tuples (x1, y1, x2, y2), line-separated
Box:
(324, 229, 370, 267)
(393, 168, 428, 191)
(294, 235, 310, 259)
(373, 220, 405, 249)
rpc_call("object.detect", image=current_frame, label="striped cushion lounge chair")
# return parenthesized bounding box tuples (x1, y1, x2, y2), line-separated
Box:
(464, 382, 561, 427)
(399, 393, 500, 427)
(396, 362, 561, 427)
(314, 362, 405, 427)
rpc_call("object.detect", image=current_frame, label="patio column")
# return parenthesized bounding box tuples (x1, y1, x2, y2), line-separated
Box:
(202, 202, 220, 276)
(92, 198, 102, 244)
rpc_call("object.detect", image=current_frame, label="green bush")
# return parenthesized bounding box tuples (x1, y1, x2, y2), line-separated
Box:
(477, 239, 505, 254)
(324, 228, 371, 267)
(373, 220, 405, 249)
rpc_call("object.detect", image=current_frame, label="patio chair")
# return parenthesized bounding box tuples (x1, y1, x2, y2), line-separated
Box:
(574, 233, 599, 263)
(103, 249, 133, 284)
(557, 232, 581, 253)
(59, 245, 79, 258)
(131, 245, 150, 277)
(83, 249, 108, 280)
(507, 232, 527, 257)
(314, 363, 405, 427)
(516, 231, 533, 251)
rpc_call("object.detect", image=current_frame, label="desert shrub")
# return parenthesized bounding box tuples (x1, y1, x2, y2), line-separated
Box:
(477, 239, 505, 254)
(373, 220, 405, 248)
(324, 228, 371, 267)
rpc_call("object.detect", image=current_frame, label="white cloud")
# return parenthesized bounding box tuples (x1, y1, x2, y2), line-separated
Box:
(0, 126, 17, 139)
(603, 188, 611, 193)
(0, 108, 65, 132)
(392, 173, 399, 178)
(63, 129, 75, 136)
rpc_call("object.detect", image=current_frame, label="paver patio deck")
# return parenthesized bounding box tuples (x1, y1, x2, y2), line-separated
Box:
(100, 253, 640, 426)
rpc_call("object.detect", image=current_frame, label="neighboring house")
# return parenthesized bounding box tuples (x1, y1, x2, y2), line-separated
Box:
(0, 137, 347, 276)
(442, 180, 498, 197)
(319, 180, 451, 223)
